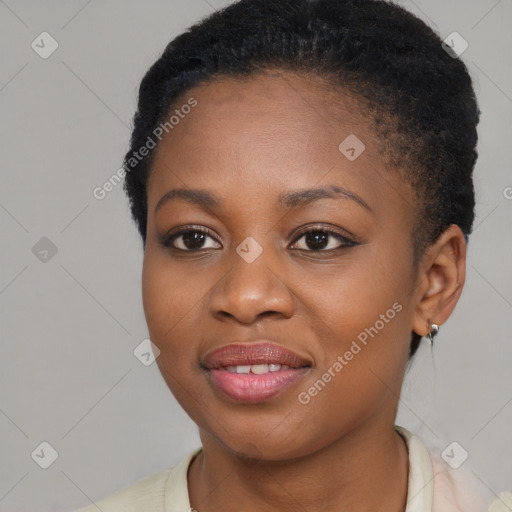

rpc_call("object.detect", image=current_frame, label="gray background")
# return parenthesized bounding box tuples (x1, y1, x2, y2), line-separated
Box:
(1, 1, 511, 511)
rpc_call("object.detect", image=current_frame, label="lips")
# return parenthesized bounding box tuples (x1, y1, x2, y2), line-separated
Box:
(202, 341, 311, 403)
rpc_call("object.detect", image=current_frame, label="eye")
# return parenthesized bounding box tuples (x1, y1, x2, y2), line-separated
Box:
(159, 224, 358, 254)
(159, 226, 221, 252)
(289, 225, 358, 252)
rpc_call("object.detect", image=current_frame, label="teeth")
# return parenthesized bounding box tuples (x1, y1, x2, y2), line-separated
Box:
(224, 363, 285, 374)
(251, 364, 269, 374)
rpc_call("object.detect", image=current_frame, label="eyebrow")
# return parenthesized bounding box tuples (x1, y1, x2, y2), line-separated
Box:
(155, 188, 221, 213)
(279, 185, 371, 211)
(154, 185, 371, 213)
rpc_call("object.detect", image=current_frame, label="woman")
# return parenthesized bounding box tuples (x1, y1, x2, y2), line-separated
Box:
(74, 0, 511, 510)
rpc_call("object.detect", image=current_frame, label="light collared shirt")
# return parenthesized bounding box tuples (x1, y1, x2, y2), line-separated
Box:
(73, 426, 510, 512)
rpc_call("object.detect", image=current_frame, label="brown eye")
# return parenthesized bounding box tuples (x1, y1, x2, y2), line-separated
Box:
(290, 227, 357, 252)
(159, 226, 221, 251)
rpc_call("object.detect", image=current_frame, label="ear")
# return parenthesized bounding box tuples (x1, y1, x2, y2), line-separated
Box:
(412, 224, 467, 337)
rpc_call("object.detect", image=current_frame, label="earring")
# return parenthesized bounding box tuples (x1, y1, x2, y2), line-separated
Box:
(427, 322, 440, 345)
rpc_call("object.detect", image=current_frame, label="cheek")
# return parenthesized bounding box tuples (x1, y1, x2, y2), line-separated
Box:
(142, 252, 210, 413)
(141, 251, 203, 339)
(294, 254, 412, 417)
(304, 248, 411, 347)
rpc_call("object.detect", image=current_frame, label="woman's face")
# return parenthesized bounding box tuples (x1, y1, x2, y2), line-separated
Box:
(142, 71, 420, 460)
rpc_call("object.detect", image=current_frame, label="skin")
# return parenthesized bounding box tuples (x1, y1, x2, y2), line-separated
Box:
(142, 70, 467, 512)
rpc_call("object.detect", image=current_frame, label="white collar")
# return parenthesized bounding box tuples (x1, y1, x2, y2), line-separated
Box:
(395, 425, 434, 511)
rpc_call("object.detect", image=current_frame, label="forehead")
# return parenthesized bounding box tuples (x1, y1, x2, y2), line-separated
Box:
(146, 71, 413, 224)
(162, 71, 374, 140)
(149, 72, 377, 177)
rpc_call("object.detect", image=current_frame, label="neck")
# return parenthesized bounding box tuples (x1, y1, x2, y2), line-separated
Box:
(187, 418, 409, 512)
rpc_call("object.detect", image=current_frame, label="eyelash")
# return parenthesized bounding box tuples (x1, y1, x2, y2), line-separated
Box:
(158, 224, 359, 254)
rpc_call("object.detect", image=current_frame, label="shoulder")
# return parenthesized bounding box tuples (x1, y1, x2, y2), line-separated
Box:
(430, 455, 512, 512)
(71, 468, 172, 512)
(396, 425, 510, 512)
(429, 452, 493, 512)
(71, 448, 201, 512)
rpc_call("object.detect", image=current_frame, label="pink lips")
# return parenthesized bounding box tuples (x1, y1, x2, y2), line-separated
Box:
(202, 342, 311, 403)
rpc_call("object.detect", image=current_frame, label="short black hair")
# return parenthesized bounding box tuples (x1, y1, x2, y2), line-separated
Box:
(123, 0, 479, 358)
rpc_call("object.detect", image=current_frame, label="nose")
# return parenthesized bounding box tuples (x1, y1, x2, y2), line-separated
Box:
(208, 245, 295, 324)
